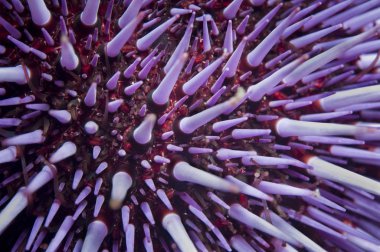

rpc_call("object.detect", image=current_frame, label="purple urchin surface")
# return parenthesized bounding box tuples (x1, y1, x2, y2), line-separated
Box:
(0, 0, 380, 251)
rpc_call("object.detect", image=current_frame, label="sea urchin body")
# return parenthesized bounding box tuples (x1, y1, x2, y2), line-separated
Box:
(0, 0, 380, 251)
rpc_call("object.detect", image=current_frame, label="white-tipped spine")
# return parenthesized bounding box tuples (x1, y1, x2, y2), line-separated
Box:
(26, 216, 45, 250)
(82, 220, 108, 252)
(152, 53, 188, 105)
(0, 146, 18, 164)
(84, 82, 97, 107)
(2, 130, 45, 146)
(133, 114, 156, 145)
(319, 85, 380, 111)
(60, 37, 79, 71)
(228, 204, 296, 245)
(118, 0, 144, 28)
(0, 189, 28, 235)
(179, 89, 244, 134)
(26, 0, 51, 26)
(26, 166, 55, 193)
(46, 216, 74, 252)
(110, 172, 133, 210)
(267, 211, 327, 252)
(80, 0, 100, 26)
(173, 161, 239, 193)
(162, 213, 197, 252)
(49, 141, 77, 163)
(307, 156, 380, 196)
(0, 65, 31, 84)
(226, 175, 273, 201)
(107, 13, 146, 57)
(48, 110, 72, 124)
(230, 235, 256, 252)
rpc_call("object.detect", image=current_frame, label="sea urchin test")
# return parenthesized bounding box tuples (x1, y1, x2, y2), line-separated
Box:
(0, 0, 380, 251)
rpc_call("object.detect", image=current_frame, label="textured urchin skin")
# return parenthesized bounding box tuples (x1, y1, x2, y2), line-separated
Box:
(0, 0, 380, 251)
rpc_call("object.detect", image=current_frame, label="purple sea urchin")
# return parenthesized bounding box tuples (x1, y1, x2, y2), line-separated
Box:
(1, 0, 380, 251)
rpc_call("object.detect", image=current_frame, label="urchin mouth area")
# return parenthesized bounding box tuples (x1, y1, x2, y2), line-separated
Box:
(0, 0, 380, 251)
